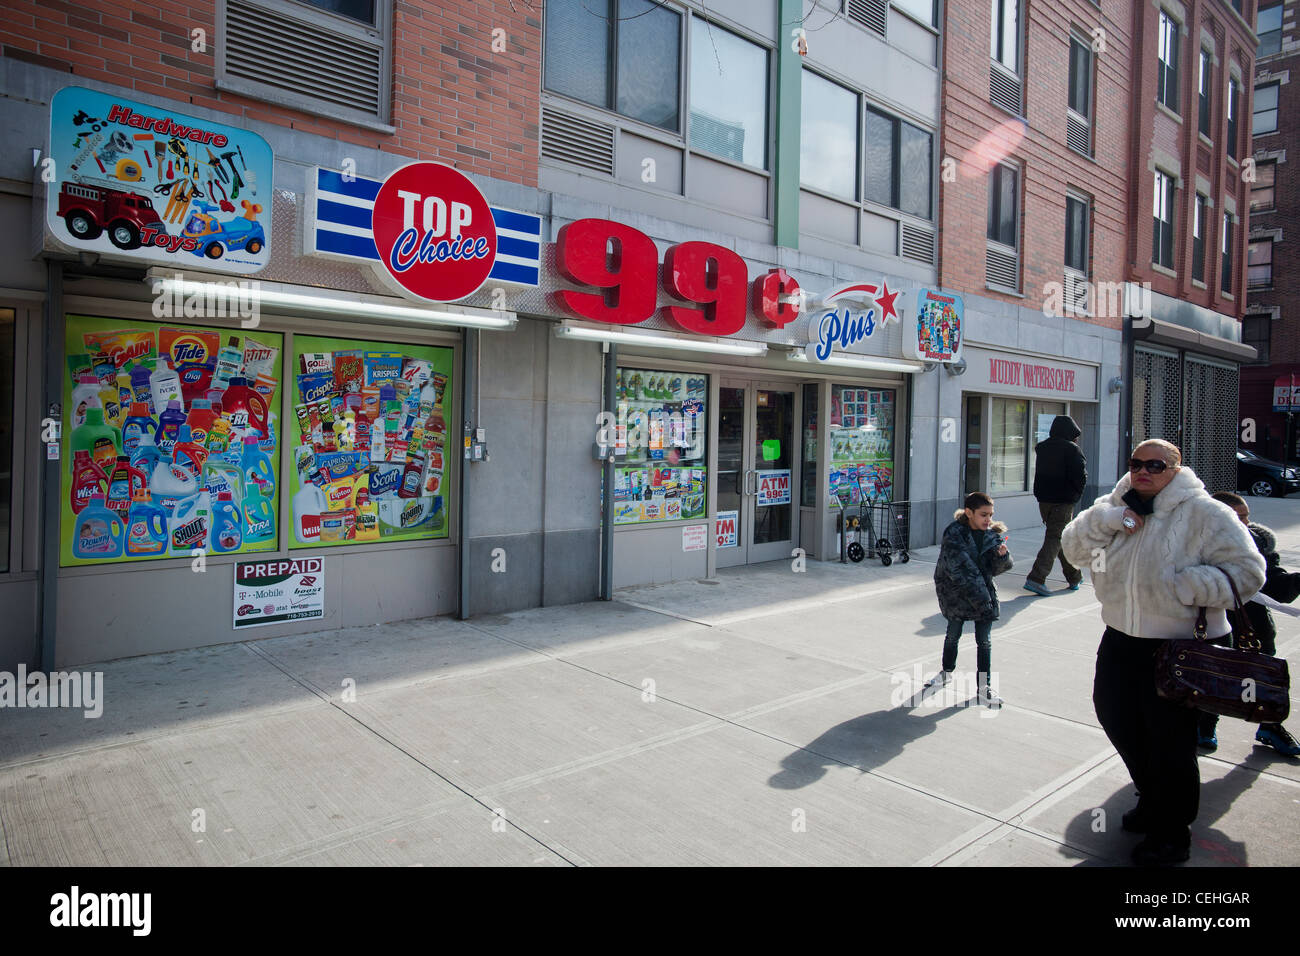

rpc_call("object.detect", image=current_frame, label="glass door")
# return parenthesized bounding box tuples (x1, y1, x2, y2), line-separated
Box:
(718, 381, 796, 567)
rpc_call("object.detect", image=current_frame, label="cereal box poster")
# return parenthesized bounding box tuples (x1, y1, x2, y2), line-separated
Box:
(906, 290, 963, 363)
(46, 86, 274, 273)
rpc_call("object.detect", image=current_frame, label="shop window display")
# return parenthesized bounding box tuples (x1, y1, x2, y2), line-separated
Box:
(828, 386, 895, 504)
(613, 367, 707, 524)
(61, 315, 283, 565)
(290, 336, 453, 547)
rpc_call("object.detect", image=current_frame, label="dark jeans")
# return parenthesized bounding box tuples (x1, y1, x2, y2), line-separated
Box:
(1029, 501, 1081, 585)
(943, 617, 991, 675)
(1093, 627, 1199, 846)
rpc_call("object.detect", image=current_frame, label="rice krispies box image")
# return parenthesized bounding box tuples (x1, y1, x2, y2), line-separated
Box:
(290, 335, 453, 548)
(62, 315, 283, 566)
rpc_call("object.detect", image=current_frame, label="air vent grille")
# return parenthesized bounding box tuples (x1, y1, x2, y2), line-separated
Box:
(846, 0, 888, 37)
(901, 223, 935, 265)
(541, 107, 616, 176)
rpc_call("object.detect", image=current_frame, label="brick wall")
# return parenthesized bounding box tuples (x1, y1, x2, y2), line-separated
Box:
(1128, 0, 1258, 317)
(1, 0, 541, 186)
(939, 0, 1130, 331)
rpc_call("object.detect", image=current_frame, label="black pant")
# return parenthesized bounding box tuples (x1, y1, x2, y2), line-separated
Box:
(1093, 627, 1199, 845)
(1028, 501, 1081, 585)
(943, 617, 991, 674)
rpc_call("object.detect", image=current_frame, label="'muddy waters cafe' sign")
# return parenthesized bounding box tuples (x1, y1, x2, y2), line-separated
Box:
(962, 346, 1098, 401)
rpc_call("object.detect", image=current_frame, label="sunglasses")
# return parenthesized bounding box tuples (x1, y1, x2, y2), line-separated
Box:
(1128, 458, 1169, 474)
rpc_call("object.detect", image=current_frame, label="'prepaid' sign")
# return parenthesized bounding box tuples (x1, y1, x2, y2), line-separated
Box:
(234, 557, 325, 629)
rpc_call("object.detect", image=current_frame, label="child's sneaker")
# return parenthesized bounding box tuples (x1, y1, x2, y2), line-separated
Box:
(976, 674, 1002, 708)
(922, 670, 953, 692)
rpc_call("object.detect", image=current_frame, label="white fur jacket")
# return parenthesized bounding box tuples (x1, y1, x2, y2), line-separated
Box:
(1060, 466, 1265, 639)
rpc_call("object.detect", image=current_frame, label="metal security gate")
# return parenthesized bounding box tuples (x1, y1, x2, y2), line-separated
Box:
(1133, 346, 1181, 446)
(1132, 346, 1239, 492)
(1184, 357, 1239, 494)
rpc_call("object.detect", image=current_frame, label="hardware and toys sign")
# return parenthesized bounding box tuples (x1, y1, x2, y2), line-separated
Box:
(906, 289, 962, 362)
(46, 87, 274, 273)
(234, 557, 325, 629)
(306, 166, 542, 292)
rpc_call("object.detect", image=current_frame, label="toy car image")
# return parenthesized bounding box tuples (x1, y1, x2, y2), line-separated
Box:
(182, 200, 266, 260)
(58, 181, 165, 250)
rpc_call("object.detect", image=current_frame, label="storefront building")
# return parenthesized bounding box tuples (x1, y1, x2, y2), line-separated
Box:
(2, 0, 956, 668)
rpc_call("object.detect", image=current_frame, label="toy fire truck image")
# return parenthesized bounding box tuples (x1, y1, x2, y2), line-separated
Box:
(57, 181, 165, 250)
(181, 199, 265, 260)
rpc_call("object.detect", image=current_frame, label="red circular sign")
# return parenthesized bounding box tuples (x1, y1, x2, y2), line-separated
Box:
(371, 162, 497, 301)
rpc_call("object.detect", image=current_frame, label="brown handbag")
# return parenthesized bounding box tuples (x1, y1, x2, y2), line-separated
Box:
(1154, 568, 1292, 722)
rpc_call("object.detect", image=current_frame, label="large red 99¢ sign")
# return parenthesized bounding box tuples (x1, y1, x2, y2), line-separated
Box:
(555, 218, 801, 332)
(371, 161, 497, 302)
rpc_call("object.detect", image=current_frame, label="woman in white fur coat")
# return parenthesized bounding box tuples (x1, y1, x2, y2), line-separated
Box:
(1061, 439, 1265, 867)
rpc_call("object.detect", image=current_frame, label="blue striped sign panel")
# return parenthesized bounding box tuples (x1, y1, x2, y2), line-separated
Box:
(309, 167, 541, 288)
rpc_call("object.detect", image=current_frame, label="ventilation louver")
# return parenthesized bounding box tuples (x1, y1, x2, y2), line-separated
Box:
(541, 107, 616, 176)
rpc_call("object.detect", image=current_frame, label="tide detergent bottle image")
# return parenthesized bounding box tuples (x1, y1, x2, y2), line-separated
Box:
(210, 491, 243, 554)
(173, 425, 209, 479)
(73, 492, 124, 559)
(125, 487, 168, 556)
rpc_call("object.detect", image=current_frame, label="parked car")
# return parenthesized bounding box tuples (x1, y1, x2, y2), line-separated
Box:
(1237, 448, 1300, 498)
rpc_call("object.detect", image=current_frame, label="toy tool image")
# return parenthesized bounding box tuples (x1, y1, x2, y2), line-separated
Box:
(58, 181, 165, 250)
(181, 199, 265, 260)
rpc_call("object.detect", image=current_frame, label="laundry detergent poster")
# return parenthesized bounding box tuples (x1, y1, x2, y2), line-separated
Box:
(62, 314, 283, 566)
(46, 86, 273, 272)
(289, 335, 453, 548)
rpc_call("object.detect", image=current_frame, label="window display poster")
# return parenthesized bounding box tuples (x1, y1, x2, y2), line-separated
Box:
(290, 335, 453, 548)
(62, 314, 282, 566)
(613, 367, 708, 525)
(829, 386, 895, 504)
(756, 469, 792, 506)
(613, 466, 707, 523)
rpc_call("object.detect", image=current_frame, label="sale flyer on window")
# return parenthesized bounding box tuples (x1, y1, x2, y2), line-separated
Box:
(61, 314, 282, 566)
(829, 386, 896, 504)
(289, 335, 452, 548)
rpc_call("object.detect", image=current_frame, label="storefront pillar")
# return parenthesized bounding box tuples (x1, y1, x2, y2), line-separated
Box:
(458, 328, 478, 620)
(39, 259, 64, 671)
(601, 342, 616, 601)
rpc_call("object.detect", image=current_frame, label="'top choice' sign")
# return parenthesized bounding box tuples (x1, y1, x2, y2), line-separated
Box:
(370, 161, 497, 302)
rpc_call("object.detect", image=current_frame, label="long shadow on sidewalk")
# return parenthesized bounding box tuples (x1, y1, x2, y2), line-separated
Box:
(767, 702, 962, 790)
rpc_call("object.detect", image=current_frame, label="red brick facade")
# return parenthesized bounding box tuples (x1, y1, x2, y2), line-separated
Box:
(1126, 0, 1258, 315)
(939, 0, 1131, 331)
(1, 0, 542, 186)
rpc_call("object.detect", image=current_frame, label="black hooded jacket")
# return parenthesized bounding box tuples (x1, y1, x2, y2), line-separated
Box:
(1032, 415, 1087, 504)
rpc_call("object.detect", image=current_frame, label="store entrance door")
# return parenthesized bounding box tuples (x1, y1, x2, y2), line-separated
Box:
(717, 381, 796, 568)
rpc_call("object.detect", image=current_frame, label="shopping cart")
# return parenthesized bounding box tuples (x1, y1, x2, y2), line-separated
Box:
(866, 498, 911, 566)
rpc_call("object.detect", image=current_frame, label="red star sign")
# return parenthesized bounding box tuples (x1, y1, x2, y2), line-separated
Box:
(874, 281, 900, 323)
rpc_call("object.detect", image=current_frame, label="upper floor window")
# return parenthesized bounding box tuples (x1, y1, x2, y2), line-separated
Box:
(1065, 192, 1090, 274)
(1248, 238, 1274, 290)
(1227, 77, 1240, 157)
(1254, 82, 1280, 135)
(1192, 193, 1207, 282)
(1198, 50, 1212, 135)
(1153, 169, 1176, 269)
(1251, 160, 1277, 212)
(1222, 212, 1234, 294)
(894, 0, 936, 27)
(991, 0, 1021, 74)
(802, 72, 934, 221)
(1243, 314, 1271, 365)
(801, 71, 859, 198)
(217, 0, 393, 128)
(688, 18, 768, 168)
(989, 163, 1019, 249)
(1157, 11, 1180, 113)
(1258, 3, 1283, 58)
(543, 0, 682, 131)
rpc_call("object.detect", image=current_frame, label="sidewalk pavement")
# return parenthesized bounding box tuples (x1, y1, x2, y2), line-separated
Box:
(2, 498, 1298, 867)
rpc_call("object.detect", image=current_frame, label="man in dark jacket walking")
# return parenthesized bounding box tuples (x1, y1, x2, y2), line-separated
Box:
(1024, 415, 1087, 596)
